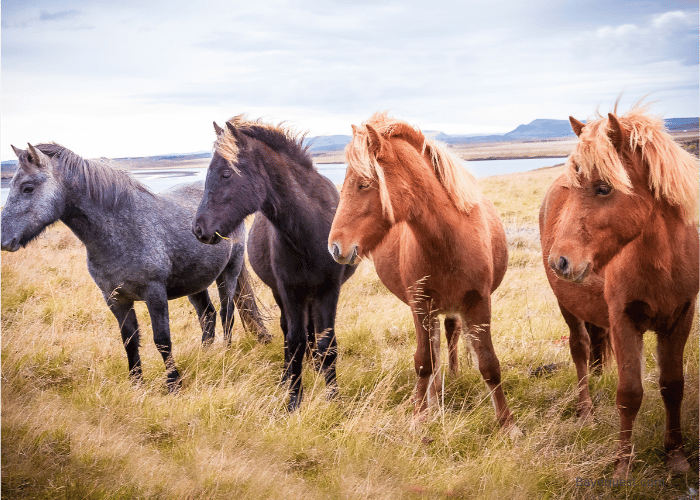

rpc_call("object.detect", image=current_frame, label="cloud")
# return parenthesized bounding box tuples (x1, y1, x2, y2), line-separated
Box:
(1, 1, 697, 159)
(575, 9, 698, 66)
(39, 10, 80, 22)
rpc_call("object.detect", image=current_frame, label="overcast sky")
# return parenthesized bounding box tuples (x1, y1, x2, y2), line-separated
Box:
(2, 0, 698, 159)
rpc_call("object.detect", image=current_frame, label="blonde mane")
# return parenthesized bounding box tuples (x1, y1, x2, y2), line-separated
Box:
(346, 112, 481, 223)
(568, 101, 699, 224)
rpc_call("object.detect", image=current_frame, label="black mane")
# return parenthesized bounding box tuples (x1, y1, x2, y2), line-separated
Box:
(237, 124, 314, 171)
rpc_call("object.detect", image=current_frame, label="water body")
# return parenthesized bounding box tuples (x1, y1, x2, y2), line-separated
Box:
(1, 157, 567, 206)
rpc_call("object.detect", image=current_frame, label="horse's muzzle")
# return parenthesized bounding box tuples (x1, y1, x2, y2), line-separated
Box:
(549, 254, 590, 283)
(329, 242, 359, 266)
(192, 222, 221, 245)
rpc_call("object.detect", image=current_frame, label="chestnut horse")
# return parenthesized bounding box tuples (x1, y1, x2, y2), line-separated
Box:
(540, 103, 699, 475)
(328, 112, 514, 429)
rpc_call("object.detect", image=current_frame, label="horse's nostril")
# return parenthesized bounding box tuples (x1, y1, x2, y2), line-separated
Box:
(557, 256, 570, 273)
(331, 243, 340, 258)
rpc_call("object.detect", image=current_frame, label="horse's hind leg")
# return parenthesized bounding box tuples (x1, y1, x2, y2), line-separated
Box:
(215, 274, 236, 346)
(656, 301, 694, 473)
(585, 322, 609, 375)
(560, 303, 594, 419)
(188, 290, 216, 346)
(233, 262, 271, 343)
(444, 315, 461, 376)
(106, 298, 142, 383)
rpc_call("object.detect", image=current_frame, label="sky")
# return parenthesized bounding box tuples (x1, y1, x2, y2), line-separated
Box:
(2, 0, 698, 160)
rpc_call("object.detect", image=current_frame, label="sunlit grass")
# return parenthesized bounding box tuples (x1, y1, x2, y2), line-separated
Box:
(2, 166, 697, 499)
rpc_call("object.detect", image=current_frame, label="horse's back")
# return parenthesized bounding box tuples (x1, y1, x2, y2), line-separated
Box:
(102, 181, 243, 300)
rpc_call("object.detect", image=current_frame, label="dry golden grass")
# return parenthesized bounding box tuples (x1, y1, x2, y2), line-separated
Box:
(2, 167, 698, 499)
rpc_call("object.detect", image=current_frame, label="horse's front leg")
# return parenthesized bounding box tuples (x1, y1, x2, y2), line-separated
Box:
(280, 289, 308, 411)
(106, 297, 142, 383)
(463, 294, 513, 428)
(144, 284, 180, 392)
(656, 300, 694, 473)
(310, 288, 341, 400)
(608, 314, 644, 478)
(411, 300, 441, 417)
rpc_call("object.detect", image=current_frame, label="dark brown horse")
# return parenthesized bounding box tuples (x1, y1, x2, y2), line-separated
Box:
(192, 116, 355, 411)
(328, 112, 515, 430)
(540, 102, 699, 476)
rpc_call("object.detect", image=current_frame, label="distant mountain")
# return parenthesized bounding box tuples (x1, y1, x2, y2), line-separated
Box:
(504, 119, 575, 139)
(664, 117, 698, 131)
(303, 135, 351, 152)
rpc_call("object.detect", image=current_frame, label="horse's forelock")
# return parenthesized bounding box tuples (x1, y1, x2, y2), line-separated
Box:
(345, 123, 395, 223)
(568, 105, 699, 224)
(347, 113, 480, 218)
(213, 125, 241, 171)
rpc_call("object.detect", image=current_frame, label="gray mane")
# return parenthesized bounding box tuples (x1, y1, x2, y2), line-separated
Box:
(34, 143, 153, 210)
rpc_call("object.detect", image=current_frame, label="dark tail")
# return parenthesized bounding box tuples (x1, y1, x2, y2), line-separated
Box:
(235, 262, 272, 343)
(585, 322, 612, 374)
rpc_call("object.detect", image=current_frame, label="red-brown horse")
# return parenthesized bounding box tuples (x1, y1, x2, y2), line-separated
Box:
(328, 112, 514, 429)
(540, 103, 699, 476)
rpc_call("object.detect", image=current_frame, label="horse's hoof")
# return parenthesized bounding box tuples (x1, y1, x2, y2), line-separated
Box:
(613, 455, 633, 479)
(325, 385, 339, 401)
(667, 449, 690, 474)
(257, 332, 273, 344)
(166, 373, 182, 394)
(129, 371, 143, 385)
(287, 399, 301, 412)
(503, 423, 524, 440)
(577, 406, 595, 425)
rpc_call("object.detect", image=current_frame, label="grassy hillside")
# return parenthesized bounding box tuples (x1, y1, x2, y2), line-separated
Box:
(2, 165, 698, 499)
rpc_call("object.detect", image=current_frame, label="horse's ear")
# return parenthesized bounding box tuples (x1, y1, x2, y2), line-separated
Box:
(365, 124, 384, 158)
(569, 116, 585, 137)
(213, 121, 224, 136)
(351, 124, 358, 134)
(26, 143, 49, 170)
(11, 145, 24, 158)
(607, 113, 627, 151)
(225, 121, 243, 143)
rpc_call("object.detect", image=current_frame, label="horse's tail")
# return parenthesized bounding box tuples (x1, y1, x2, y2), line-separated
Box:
(585, 322, 612, 374)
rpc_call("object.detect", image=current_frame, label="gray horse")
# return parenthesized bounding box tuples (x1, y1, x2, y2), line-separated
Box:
(1, 143, 270, 391)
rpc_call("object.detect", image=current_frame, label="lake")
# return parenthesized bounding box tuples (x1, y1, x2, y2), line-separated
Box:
(1, 157, 567, 206)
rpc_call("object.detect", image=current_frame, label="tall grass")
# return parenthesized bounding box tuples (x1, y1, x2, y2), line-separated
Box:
(2, 166, 698, 499)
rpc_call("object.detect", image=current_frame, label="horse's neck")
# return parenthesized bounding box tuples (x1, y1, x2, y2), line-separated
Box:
(259, 157, 329, 245)
(59, 189, 127, 255)
(399, 169, 467, 255)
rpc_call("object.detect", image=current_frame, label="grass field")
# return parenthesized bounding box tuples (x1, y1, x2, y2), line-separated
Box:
(2, 165, 698, 499)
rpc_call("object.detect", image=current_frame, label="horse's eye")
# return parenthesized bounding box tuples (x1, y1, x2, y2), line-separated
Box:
(358, 181, 371, 190)
(594, 183, 612, 196)
(221, 169, 233, 179)
(21, 184, 35, 195)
